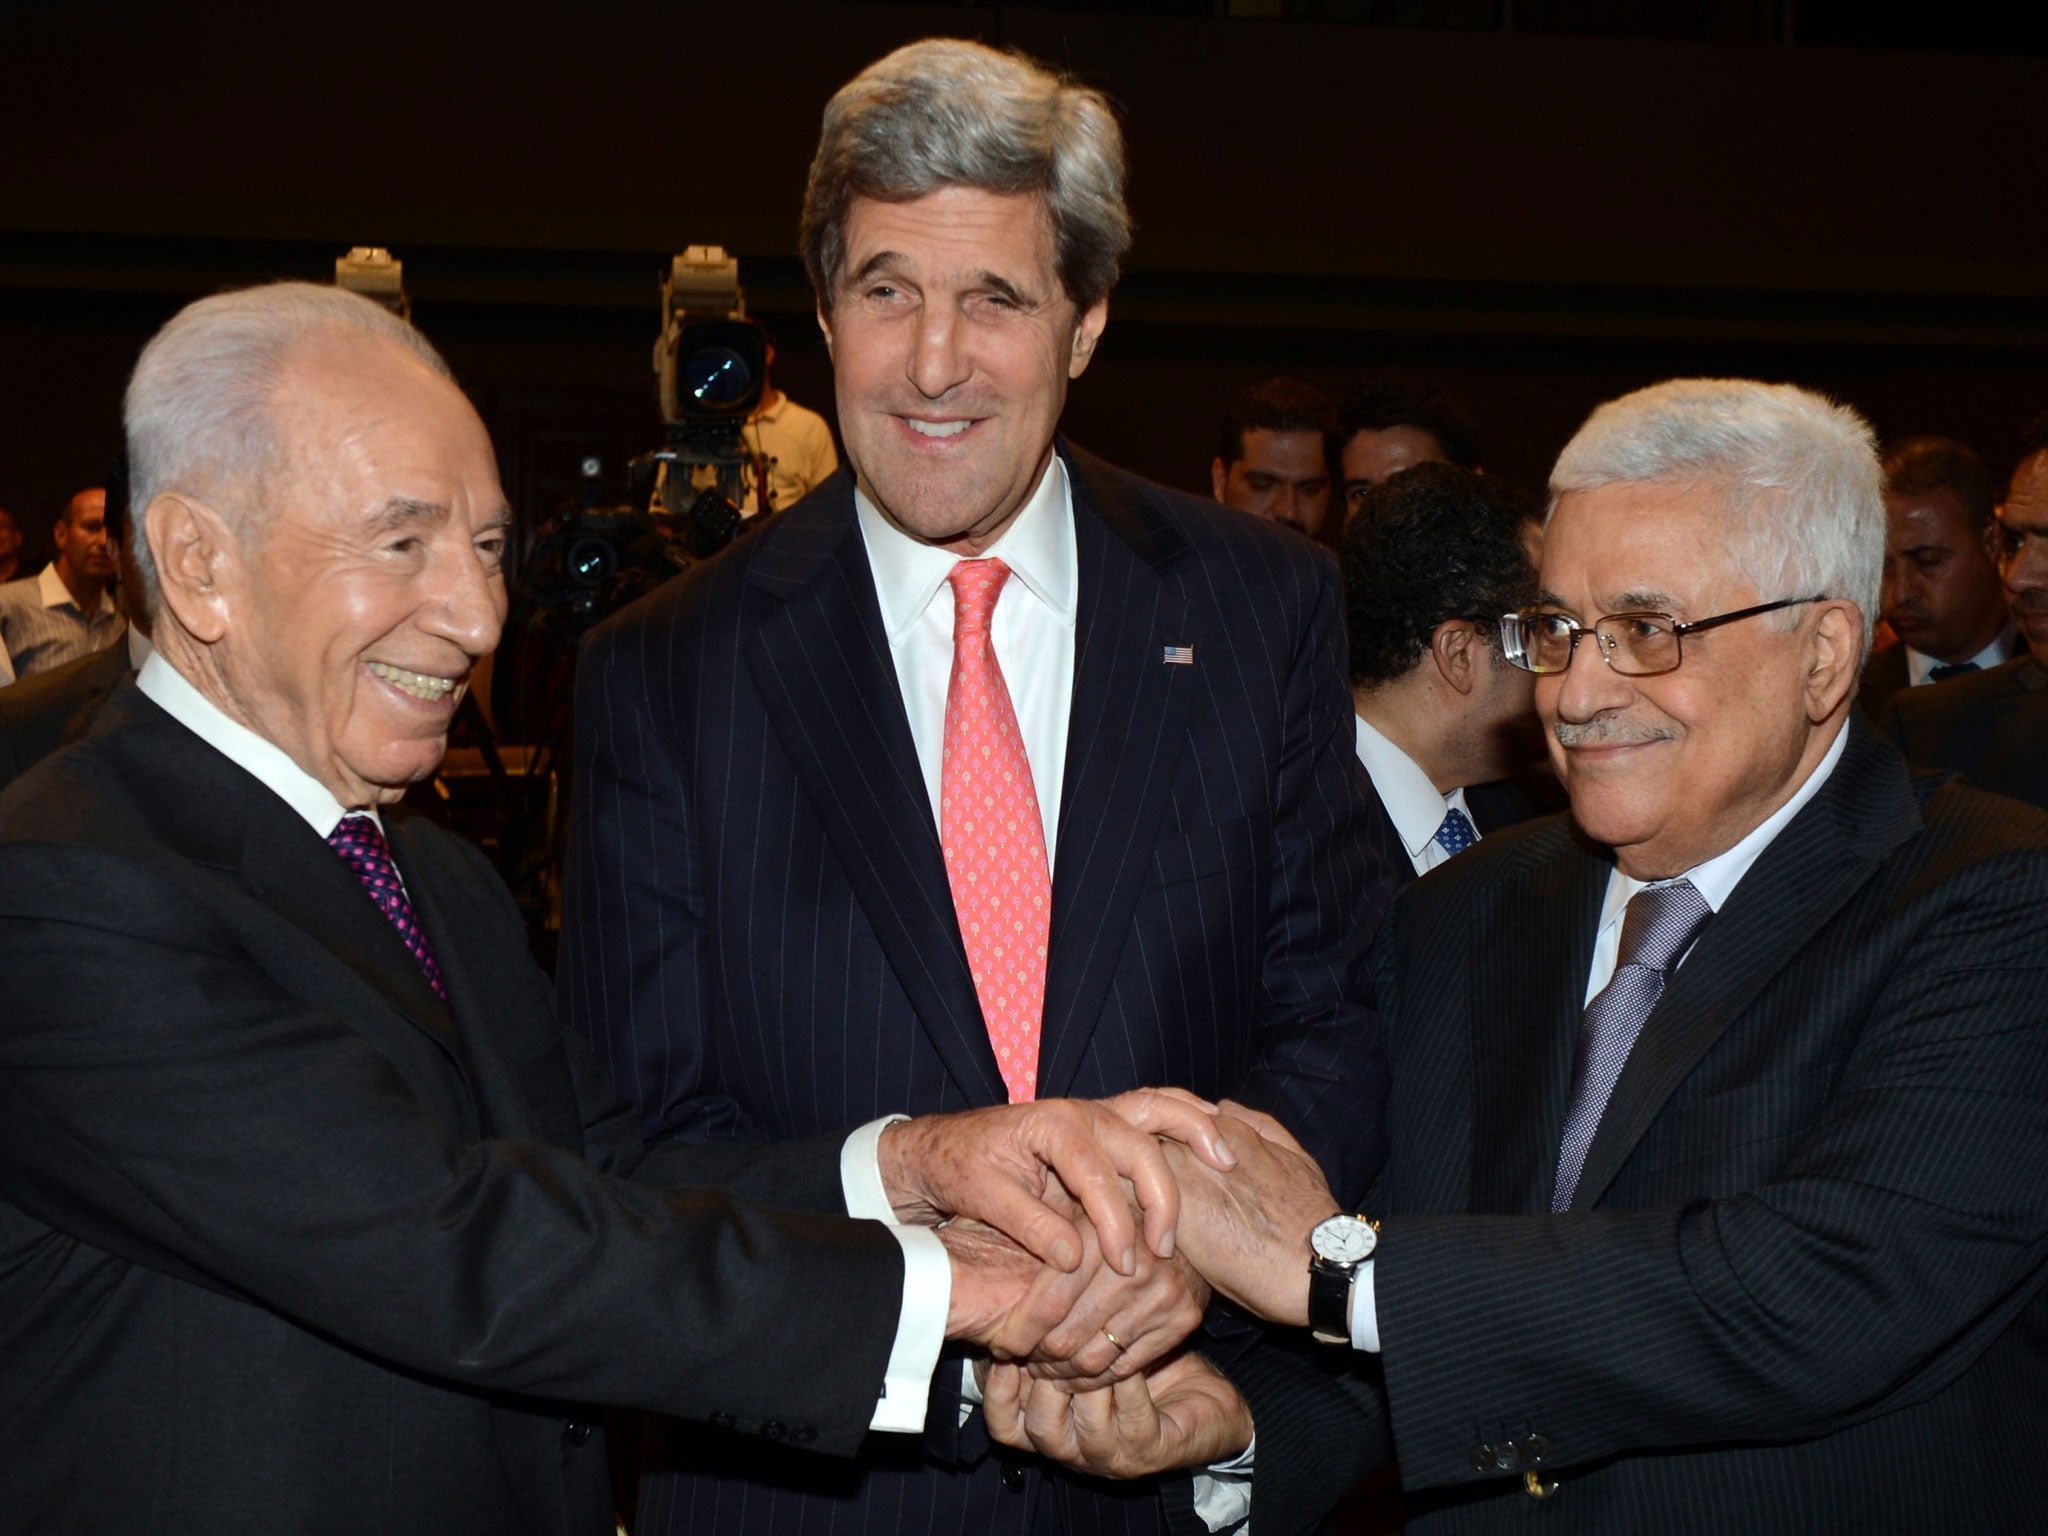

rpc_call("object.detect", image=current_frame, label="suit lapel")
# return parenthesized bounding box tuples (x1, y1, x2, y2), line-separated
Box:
(1571, 722, 1924, 1208)
(1036, 448, 1195, 1100)
(743, 497, 1005, 1105)
(97, 687, 464, 1067)
(1468, 831, 1606, 1213)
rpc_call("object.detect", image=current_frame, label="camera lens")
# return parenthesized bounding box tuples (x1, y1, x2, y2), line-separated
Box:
(567, 537, 616, 586)
(684, 345, 754, 407)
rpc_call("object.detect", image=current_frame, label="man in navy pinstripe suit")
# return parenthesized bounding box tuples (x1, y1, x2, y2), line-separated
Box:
(560, 36, 1394, 1536)
(986, 379, 2048, 1534)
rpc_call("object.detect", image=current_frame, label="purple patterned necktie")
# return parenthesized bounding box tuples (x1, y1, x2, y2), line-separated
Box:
(327, 814, 447, 1000)
(1551, 878, 1711, 1211)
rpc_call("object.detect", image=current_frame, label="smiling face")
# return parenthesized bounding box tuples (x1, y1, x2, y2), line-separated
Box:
(818, 187, 1108, 554)
(203, 332, 511, 806)
(1537, 479, 1856, 879)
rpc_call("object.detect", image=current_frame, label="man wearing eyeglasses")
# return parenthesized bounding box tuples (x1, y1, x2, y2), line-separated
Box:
(977, 379, 2048, 1536)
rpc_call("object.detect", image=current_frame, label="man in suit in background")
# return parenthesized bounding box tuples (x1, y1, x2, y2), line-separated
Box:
(987, 379, 2048, 1535)
(1858, 434, 2015, 716)
(561, 36, 1393, 1536)
(0, 282, 1232, 1535)
(1332, 374, 1483, 523)
(1340, 461, 1557, 889)
(1883, 412, 2048, 810)
(1209, 377, 1337, 541)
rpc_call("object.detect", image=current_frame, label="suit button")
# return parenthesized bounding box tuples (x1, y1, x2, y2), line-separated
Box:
(1492, 1442, 1522, 1473)
(1468, 1444, 1497, 1473)
(791, 1426, 817, 1446)
(564, 1419, 594, 1447)
(762, 1421, 787, 1441)
(709, 1412, 735, 1431)
(1000, 1462, 1026, 1492)
(1524, 1471, 1560, 1499)
(1520, 1433, 1553, 1466)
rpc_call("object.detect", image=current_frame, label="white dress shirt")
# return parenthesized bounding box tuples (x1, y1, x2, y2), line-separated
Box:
(136, 651, 951, 1433)
(855, 453, 1078, 866)
(1348, 720, 1852, 1353)
(1353, 714, 1478, 877)
(1903, 627, 2021, 688)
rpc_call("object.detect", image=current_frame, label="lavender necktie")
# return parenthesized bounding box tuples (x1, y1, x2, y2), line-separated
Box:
(1551, 879, 1711, 1211)
(327, 814, 447, 1000)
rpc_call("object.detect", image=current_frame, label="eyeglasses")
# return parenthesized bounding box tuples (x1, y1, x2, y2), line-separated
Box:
(1499, 595, 1828, 677)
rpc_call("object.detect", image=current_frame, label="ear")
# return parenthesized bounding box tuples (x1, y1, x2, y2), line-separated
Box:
(1067, 299, 1109, 380)
(1210, 457, 1229, 502)
(1804, 600, 1862, 722)
(144, 491, 236, 645)
(1429, 619, 1482, 696)
(815, 302, 835, 358)
(1981, 516, 2004, 567)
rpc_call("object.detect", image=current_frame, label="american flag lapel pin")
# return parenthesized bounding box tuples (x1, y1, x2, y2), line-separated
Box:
(1162, 644, 1194, 666)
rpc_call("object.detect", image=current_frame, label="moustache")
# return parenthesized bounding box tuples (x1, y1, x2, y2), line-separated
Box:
(2010, 591, 2048, 618)
(1553, 716, 1675, 750)
(1884, 601, 1929, 628)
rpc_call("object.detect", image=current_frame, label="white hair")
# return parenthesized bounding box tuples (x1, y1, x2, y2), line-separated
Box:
(1550, 378, 1883, 648)
(123, 282, 450, 616)
(801, 38, 1131, 313)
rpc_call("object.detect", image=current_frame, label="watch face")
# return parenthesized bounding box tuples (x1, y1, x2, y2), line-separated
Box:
(1312, 1214, 1377, 1265)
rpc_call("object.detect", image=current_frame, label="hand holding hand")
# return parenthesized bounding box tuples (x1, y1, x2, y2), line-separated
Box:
(881, 1093, 1237, 1276)
(981, 1351, 1254, 1480)
(1165, 1101, 1341, 1327)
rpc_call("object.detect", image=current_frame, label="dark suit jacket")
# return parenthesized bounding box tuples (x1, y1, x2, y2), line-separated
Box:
(1854, 638, 1911, 719)
(1881, 654, 2048, 812)
(1224, 720, 2048, 1534)
(0, 634, 129, 789)
(0, 687, 906, 1536)
(561, 445, 1395, 1535)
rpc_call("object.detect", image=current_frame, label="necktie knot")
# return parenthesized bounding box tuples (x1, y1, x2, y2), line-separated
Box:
(1433, 805, 1477, 856)
(1928, 660, 1979, 683)
(949, 558, 1012, 640)
(1615, 878, 1712, 975)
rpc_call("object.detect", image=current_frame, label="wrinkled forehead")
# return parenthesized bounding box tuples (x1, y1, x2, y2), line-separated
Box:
(1540, 479, 1748, 615)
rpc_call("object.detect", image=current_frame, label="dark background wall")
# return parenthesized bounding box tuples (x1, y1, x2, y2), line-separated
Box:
(4, 0, 2046, 559)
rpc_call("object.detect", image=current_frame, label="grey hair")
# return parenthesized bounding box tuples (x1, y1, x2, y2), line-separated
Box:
(1549, 378, 1884, 649)
(123, 281, 450, 617)
(801, 37, 1131, 314)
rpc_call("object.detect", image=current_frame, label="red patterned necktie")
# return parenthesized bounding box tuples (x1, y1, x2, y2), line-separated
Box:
(940, 559, 1051, 1103)
(327, 814, 448, 1001)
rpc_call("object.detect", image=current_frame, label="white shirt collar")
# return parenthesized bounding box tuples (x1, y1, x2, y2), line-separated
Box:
(1904, 627, 2021, 687)
(37, 561, 116, 620)
(1353, 714, 1461, 860)
(136, 650, 371, 839)
(1598, 720, 1850, 937)
(855, 453, 1078, 644)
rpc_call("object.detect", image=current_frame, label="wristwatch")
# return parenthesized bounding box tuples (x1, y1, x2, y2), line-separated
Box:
(1307, 1212, 1379, 1345)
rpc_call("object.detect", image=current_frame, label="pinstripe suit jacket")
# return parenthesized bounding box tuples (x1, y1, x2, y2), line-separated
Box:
(1881, 654, 2048, 812)
(560, 444, 1394, 1535)
(1222, 719, 2048, 1535)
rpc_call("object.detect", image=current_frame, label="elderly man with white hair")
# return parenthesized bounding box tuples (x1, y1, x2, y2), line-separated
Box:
(0, 282, 1241, 1535)
(982, 379, 2048, 1535)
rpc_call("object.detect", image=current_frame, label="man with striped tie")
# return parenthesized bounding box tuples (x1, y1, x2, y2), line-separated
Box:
(984, 379, 2048, 1535)
(0, 281, 1240, 1535)
(561, 35, 1396, 1536)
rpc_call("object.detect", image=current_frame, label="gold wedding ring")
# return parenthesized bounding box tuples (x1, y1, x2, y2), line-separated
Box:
(1102, 1327, 1125, 1351)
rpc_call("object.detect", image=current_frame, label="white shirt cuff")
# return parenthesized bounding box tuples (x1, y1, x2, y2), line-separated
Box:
(842, 1115, 952, 1433)
(1349, 1259, 1380, 1353)
(1191, 1432, 1256, 1531)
